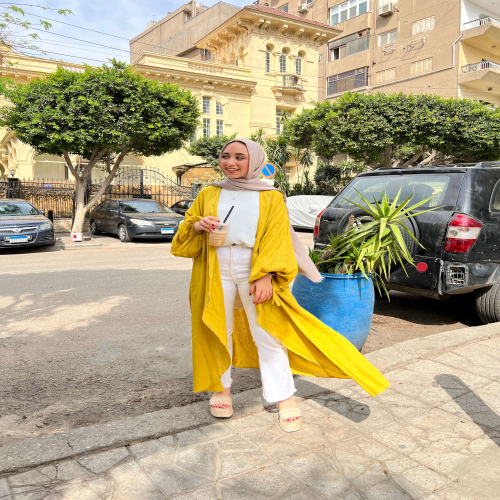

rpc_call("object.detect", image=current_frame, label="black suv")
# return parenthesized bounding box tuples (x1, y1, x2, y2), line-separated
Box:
(314, 162, 500, 324)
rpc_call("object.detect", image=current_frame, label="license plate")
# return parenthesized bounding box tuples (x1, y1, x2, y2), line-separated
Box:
(161, 228, 174, 234)
(8, 236, 29, 243)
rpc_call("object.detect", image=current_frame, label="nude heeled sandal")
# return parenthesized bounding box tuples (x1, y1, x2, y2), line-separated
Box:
(209, 395, 233, 418)
(278, 407, 302, 433)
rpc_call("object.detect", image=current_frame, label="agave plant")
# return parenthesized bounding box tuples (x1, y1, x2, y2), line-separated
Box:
(310, 189, 438, 296)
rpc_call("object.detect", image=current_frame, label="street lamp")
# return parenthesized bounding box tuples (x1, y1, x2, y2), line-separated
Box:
(9, 167, 16, 178)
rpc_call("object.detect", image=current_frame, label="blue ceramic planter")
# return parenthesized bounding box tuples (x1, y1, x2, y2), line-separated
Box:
(291, 272, 375, 350)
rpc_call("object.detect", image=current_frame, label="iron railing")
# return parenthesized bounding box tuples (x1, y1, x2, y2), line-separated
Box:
(461, 60, 500, 73)
(3, 167, 198, 219)
(281, 75, 303, 91)
(463, 16, 500, 30)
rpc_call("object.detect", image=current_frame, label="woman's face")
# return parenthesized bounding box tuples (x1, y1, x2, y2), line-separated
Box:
(220, 142, 250, 179)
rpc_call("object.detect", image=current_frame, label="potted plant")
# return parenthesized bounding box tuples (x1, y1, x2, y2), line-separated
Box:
(292, 190, 436, 350)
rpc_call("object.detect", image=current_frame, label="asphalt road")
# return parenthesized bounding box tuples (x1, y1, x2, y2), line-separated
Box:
(0, 233, 482, 445)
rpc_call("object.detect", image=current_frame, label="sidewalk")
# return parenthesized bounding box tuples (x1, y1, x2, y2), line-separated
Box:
(1, 323, 499, 499)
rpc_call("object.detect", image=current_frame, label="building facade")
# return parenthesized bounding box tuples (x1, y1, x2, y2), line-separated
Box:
(259, 0, 500, 107)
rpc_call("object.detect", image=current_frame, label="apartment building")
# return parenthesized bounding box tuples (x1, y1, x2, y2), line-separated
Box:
(261, 0, 500, 106)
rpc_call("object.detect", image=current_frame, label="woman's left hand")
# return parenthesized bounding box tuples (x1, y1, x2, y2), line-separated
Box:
(250, 274, 273, 305)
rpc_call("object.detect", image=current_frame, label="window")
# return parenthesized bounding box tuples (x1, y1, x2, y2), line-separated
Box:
(330, 0, 369, 26)
(296, 53, 303, 75)
(216, 120, 224, 137)
(284, 167, 291, 181)
(277, 3, 288, 12)
(280, 49, 287, 73)
(107, 200, 118, 212)
(491, 180, 500, 211)
(203, 118, 210, 137)
(379, 28, 397, 46)
(202, 49, 212, 61)
(202, 97, 211, 114)
(411, 57, 433, 76)
(327, 67, 368, 95)
(216, 101, 223, 115)
(276, 113, 282, 135)
(376, 67, 395, 83)
(329, 30, 369, 61)
(265, 45, 272, 73)
(413, 16, 435, 35)
(190, 131, 197, 143)
(185, 11, 192, 22)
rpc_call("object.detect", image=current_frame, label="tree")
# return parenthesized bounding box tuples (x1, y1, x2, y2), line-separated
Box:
(0, 60, 200, 233)
(284, 92, 500, 168)
(187, 134, 237, 173)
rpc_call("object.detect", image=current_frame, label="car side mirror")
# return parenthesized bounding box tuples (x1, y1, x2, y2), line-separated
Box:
(39, 210, 45, 215)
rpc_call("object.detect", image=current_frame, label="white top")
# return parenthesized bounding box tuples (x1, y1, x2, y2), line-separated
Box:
(217, 189, 260, 248)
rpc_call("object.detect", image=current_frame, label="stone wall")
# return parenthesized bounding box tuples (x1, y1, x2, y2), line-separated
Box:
(54, 218, 90, 233)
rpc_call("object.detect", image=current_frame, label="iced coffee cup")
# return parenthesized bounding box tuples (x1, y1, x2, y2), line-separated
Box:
(209, 223, 231, 246)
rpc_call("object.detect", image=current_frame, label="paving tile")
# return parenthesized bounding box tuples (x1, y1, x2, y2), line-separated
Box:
(77, 447, 129, 475)
(129, 438, 176, 469)
(227, 411, 277, 434)
(176, 443, 218, 479)
(171, 485, 218, 499)
(219, 464, 323, 499)
(282, 452, 350, 498)
(0, 479, 10, 498)
(106, 460, 165, 498)
(175, 423, 232, 447)
(149, 466, 211, 497)
(433, 349, 500, 381)
(345, 480, 412, 500)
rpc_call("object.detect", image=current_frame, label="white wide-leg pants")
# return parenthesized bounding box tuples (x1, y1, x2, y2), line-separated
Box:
(216, 245, 296, 404)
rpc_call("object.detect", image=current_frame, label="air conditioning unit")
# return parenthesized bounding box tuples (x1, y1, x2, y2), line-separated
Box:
(298, 3, 310, 12)
(379, 3, 395, 16)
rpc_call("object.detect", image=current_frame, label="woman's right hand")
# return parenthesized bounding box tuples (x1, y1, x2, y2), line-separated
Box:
(193, 216, 220, 233)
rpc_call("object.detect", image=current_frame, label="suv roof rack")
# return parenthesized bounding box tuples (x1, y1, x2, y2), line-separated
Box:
(375, 162, 500, 170)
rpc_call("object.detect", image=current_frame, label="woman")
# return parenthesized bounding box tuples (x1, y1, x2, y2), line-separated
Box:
(171, 139, 389, 432)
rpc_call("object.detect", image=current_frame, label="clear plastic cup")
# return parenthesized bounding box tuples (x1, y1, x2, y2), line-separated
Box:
(209, 223, 231, 246)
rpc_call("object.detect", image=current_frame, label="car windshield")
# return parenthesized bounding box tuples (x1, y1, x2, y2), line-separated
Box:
(0, 201, 38, 215)
(119, 201, 174, 213)
(331, 173, 464, 210)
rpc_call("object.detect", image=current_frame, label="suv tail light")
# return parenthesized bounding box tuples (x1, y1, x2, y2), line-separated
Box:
(313, 209, 326, 238)
(444, 214, 482, 253)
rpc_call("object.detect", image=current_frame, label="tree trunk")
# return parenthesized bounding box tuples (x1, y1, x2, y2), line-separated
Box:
(71, 179, 87, 234)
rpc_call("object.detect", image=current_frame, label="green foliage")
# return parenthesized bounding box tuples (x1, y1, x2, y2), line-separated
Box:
(291, 169, 315, 196)
(273, 167, 290, 196)
(314, 160, 341, 195)
(0, 6, 72, 55)
(249, 128, 267, 146)
(284, 92, 500, 167)
(188, 133, 237, 172)
(311, 189, 438, 297)
(1, 61, 201, 160)
(264, 135, 291, 171)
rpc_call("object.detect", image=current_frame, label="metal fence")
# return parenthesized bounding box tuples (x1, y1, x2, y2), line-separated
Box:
(2, 167, 200, 218)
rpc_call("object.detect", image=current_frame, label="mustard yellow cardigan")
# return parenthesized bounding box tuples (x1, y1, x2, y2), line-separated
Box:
(171, 186, 390, 396)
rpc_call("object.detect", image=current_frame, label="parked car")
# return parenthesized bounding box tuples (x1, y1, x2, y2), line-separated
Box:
(90, 198, 183, 242)
(313, 162, 500, 323)
(287, 195, 334, 230)
(171, 199, 194, 216)
(0, 199, 55, 248)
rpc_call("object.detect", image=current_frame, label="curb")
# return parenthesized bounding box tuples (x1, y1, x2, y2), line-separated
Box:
(1, 323, 499, 478)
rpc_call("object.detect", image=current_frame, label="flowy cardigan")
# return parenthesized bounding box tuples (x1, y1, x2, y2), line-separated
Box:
(171, 186, 390, 396)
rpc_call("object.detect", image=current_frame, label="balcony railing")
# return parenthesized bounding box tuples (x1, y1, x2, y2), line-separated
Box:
(463, 16, 500, 30)
(281, 75, 303, 91)
(461, 60, 500, 74)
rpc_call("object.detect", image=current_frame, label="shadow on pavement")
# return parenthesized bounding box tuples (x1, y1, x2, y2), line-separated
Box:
(434, 374, 500, 447)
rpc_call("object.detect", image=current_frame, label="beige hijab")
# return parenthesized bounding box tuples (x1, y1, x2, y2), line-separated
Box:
(211, 138, 322, 283)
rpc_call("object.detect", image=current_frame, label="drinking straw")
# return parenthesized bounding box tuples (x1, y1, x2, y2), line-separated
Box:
(223, 206, 234, 223)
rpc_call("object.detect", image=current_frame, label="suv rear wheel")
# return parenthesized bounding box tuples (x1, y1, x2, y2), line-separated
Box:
(475, 282, 500, 324)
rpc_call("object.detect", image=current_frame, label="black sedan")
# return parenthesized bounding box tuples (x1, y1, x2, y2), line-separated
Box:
(90, 198, 184, 242)
(171, 199, 194, 216)
(0, 199, 55, 248)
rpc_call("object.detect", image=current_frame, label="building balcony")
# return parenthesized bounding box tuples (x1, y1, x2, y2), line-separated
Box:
(459, 60, 500, 93)
(271, 74, 305, 98)
(461, 17, 500, 53)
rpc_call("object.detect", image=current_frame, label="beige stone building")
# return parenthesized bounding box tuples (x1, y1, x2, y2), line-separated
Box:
(0, 4, 339, 182)
(260, 0, 500, 106)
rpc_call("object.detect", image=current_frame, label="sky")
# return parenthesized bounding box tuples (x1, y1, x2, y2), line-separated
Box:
(6, 0, 248, 66)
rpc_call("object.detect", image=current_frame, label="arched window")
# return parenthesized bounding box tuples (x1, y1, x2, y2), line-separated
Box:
(296, 52, 304, 76)
(280, 49, 288, 73)
(265, 45, 272, 73)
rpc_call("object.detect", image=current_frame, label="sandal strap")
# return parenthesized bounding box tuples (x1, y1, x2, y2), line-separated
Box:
(210, 395, 232, 406)
(279, 407, 301, 420)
